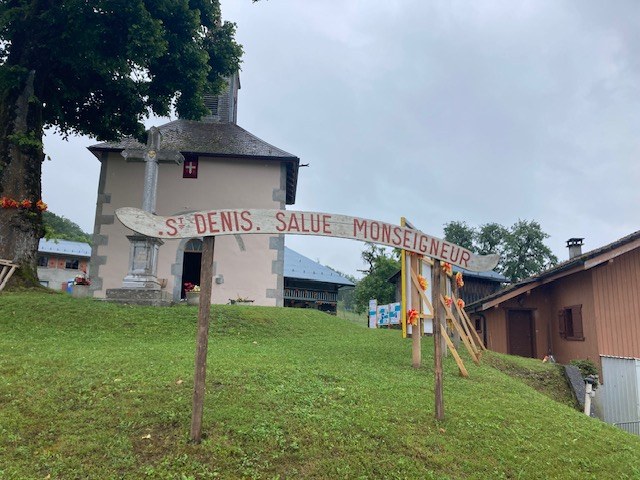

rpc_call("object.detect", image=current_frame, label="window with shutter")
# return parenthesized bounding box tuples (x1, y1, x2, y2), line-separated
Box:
(559, 305, 584, 341)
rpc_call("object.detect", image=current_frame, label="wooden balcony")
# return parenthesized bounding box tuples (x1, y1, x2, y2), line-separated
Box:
(283, 287, 337, 303)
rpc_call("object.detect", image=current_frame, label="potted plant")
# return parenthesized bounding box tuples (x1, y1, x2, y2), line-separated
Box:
(229, 296, 254, 306)
(184, 282, 201, 305)
(71, 272, 91, 298)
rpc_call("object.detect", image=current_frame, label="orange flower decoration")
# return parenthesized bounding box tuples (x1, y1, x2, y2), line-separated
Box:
(1, 197, 19, 208)
(417, 274, 428, 291)
(36, 199, 48, 212)
(442, 262, 453, 277)
(457, 298, 465, 309)
(456, 272, 464, 288)
(444, 295, 453, 308)
(407, 309, 419, 326)
(20, 199, 32, 209)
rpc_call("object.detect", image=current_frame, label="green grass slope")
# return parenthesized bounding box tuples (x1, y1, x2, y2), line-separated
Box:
(1, 292, 639, 479)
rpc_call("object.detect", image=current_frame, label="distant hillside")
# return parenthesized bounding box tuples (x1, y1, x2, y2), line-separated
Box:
(1, 292, 639, 479)
(43, 211, 91, 244)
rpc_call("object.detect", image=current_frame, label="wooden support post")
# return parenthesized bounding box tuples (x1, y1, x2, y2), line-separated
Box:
(457, 305, 487, 351)
(432, 260, 444, 420)
(189, 236, 215, 444)
(409, 256, 421, 368)
(440, 296, 480, 365)
(441, 325, 469, 377)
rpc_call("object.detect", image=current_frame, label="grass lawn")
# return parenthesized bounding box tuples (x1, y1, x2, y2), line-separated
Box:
(1, 291, 640, 479)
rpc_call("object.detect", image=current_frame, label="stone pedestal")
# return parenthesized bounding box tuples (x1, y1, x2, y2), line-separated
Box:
(122, 235, 163, 289)
(106, 288, 173, 307)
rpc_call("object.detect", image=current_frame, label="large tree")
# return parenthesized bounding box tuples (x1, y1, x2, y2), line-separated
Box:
(0, 0, 242, 287)
(443, 219, 557, 282)
(353, 243, 399, 313)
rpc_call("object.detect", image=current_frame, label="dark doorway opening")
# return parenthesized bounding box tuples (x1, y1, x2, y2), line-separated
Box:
(181, 239, 203, 299)
(507, 309, 535, 358)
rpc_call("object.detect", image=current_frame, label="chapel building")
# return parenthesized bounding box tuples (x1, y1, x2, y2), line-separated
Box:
(87, 74, 300, 305)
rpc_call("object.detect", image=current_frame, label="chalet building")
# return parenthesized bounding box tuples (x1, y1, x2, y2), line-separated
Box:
(87, 73, 300, 306)
(468, 232, 640, 432)
(283, 247, 354, 314)
(37, 239, 91, 290)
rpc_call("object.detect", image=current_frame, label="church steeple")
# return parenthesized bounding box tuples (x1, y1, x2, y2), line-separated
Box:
(201, 72, 240, 124)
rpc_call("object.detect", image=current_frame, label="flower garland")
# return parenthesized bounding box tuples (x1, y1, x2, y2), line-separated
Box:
(444, 295, 453, 308)
(417, 274, 428, 291)
(441, 262, 453, 277)
(457, 298, 465, 309)
(407, 309, 419, 326)
(455, 272, 464, 288)
(0, 196, 47, 211)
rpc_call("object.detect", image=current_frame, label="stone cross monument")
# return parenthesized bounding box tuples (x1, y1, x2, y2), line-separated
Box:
(120, 127, 184, 289)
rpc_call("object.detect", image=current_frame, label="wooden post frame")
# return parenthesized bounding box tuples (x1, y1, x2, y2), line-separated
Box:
(189, 236, 215, 444)
(432, 260, 445, 420)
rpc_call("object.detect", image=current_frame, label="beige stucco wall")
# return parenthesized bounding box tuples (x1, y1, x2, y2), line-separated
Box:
(92, 152, 284, 305)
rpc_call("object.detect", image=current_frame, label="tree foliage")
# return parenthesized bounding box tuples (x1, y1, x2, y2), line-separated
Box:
(354, 243, 400, 313)
(0, 0, 242, 287)
(43, 212, 92, 244)
(443, 219, 558, 282)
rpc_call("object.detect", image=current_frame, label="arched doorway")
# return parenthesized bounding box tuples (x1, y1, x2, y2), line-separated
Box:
(180, 239, 203, 299)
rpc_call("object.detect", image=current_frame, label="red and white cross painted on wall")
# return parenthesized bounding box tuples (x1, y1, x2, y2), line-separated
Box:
(183, 158, 199, 179)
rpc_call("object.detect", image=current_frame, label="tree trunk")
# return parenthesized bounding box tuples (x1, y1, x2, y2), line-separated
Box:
(0, 68, 45, 288)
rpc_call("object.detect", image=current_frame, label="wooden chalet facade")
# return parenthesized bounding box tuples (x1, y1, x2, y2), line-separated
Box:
(283, 247, 354, 314)
(468, 232, 640, 430)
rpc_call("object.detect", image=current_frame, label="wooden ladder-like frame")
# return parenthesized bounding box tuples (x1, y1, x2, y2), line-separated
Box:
(0, 259, 18, 292)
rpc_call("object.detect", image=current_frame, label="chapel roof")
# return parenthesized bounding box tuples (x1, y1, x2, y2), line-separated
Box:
(88, 120, 300, 204)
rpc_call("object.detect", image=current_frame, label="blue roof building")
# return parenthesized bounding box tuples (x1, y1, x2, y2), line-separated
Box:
(283, 247, 355, 314)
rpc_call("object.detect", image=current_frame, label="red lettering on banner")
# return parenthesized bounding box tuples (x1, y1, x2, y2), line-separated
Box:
(322, 215, 332, 234)
(440, 242, 450, 260)
(276, 212, 286, 231)
(240, 211, 253, 231)
(310, 215, 320, 233)
(165, 218, 178, 236)
(207, 212, 220, 233)
(370, 221, 380, 241)
(430, 239, 440, 257)
(460, 250, 471, 267)
(392, 227, 402, 246)
(299, 214, 310, 232)
(419, 234, 428, 253)
(288, 214, 300, 231)
(381, 224, 391, 244)
(403, 230, 411, 248)
(220, 212, 233, 232)
(353, 219, 367, 237)
(450, 246, 460, 263)
(195, 214, 207, 234)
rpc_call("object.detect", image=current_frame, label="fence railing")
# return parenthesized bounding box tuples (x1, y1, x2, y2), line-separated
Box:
(284, 288, 337, 303)
(613, 421, 640, 436)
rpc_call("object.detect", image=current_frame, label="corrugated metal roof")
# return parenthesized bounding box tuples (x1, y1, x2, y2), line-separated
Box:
(284, 248, 355, 286)
(38, 239, 91, 258)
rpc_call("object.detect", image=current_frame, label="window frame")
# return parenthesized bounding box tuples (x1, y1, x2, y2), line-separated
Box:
(558, 304, 584, 341)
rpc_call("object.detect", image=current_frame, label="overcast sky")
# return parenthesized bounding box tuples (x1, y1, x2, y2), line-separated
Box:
(42, 0, 640, 278)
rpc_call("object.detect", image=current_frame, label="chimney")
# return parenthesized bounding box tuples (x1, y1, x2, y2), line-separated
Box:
(566, 238, 584, 260)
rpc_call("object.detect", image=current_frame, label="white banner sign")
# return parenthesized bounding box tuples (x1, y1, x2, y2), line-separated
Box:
(115, 207, 499, 272)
